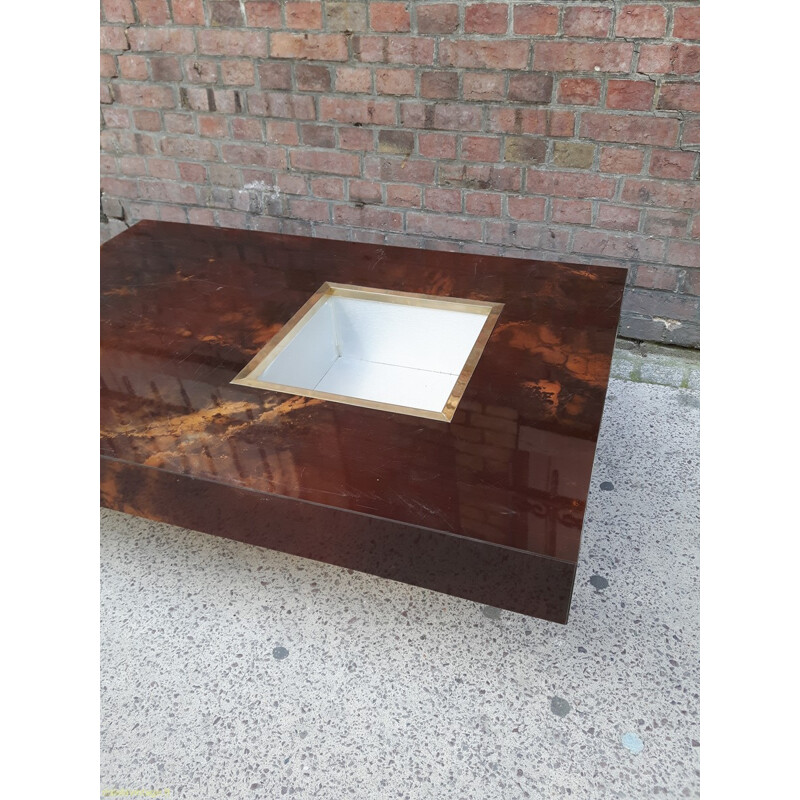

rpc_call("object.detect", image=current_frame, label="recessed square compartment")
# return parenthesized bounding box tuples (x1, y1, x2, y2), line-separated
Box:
(232, 282, 503, 421)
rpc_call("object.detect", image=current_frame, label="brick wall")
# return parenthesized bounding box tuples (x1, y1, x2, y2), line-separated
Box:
(100, 1, 700, 346)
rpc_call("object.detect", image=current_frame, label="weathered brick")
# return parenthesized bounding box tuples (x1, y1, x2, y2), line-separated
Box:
(387, 37, 435, 65)
(562, 7, 612, 37)
(407, 213, 482, 241)
(335, 66, 373, 93)
(103, 0, 134, 23)
(291, 149, 361, 176)
(513, 5, 559, 35)
(339, 127, 374, 150)
(465, 4, 508, 34)
(553, 141, 595, 169)
(244, 1, 280, 27)
(557, 78, 601, 106)
(573, 230, 665, 262)
(433, 103, 483, 131)
(505, 137, 547, 164)
(114, 83, 175, 108)
(151, 57, 182, 82)
(378, 129, 414, 154)
(197, 29, 267, 57)
(440, 40, 529, 70)
(634, 265, 681, 292)
(334, 204, 403, 230)
(271, 33, 348, 60)
(425, 188, 462, 213)
(419, 132, 457, 159)
(210, 1, 244, 27)
(463, 73, 505, 101)
(673, 6, 700, 40)
(421, 71, 458, 99)
(296, 64, 331, 91)
(658, 83, 700, 112)
(462, 136, 501, 162)
(267, 120, 300, 145)
(488, 108, 574, 137)
(621, 178, 699, 209)
(198, 115, 228, 138)
(137, 0, 170, 26)
(376, 68, 415, 95)
(102, 107, 130, 128)
(508, 74, 553, 104)
(286, 2, 322, 29)
(534, 42, 633, 72)
(326, 2, 368, 32)
(466, 192, 502, 216)
(364, 156, 436, 183)
(311, 177, 345, 199)
(667, 240, 699, 268)
(649, 149, 697, 180)
(643, 210, 690, 237)
(164, 112, 195, 133)
(258, 62, 292, 89)
(133, 110, 162, 131)
(370, 2, 410, 32)
(301, 124, 336, 148)
(100, 53, 118, 79)
(161, 137, 218, 160)
(606, 80, 655, 111)
(221, 143, 286, 168)
(638, 44, 700, 75)
(682, 118, 700, 147)
(616, 5, 667, 38)
(220, 60, 255, 86)
(118, 54, 148, 80)
(599, 146, 645, 174)
(551, 198, 592, 225)
(416, 4, 459, 34)
(101, 26, 129, 51)
(349, 179, 383, 203)
(184, 59, 218, 84)
(528, 170, 616, 199)
(173, 0, 205, 25)
(148, 158, 178, 180)
(288, 198, 330, 221)
(128, 27, 194, 53)
(440, 163, 522, 192)
(596, 204, 640, 232)
(683, 269, 699, 296)
(319, 97, 396, 125)
(232, 118, 263, 141)
(580, 113, 679, 146)
(508, 196, 546, 222)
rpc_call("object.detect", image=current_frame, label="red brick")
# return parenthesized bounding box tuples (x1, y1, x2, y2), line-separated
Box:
(634, 265, 681, 292)
(616, 5, 667, 38)
(370, 2, 410, 32)
(364, 156, 436, 183)
(557, 78, 600, 106)
(417, 4, 459, 33)
(184, 59, 218, 84)
(599, 146, 645, 174)
(447, 164, 522, 192)
(221, 60, 255, 85)
(187, 208, 214, 225)
(222, 143, 286, 168)
(463, 73, 505, 101)
(326, 2, 369, 32)
(387, 37, 435, 65)
(291, 149, 361, 176)
(161, 137, 218, 160)
(528, 170, 616, 199)
(286, 1, 322, 29)
(164, 113, 195, 133)
(232, 118, 263, 141)
(113, 83, 175, 108)
(507, 196, 546, 222)
(339, 127, 374, 149)
(319, 96, 396, 125)
(102, 0, 134, 23)
(504, 136, 547, 164)
(440, 40, 529, 70)
(302, 124, 336, 148)
(244, 1, 280, 27)
(133, 110, 162, 131)
(425, 188, 462, 213)
(250, 92, 315, 119)
(534, 42, 633, 72)
(179, 162, 207, 182)
(353, 35, 384, 62)
(197, 29, 268, 57)
(100, 26, 129, 51)
(488, 108, 574, 137)
(649, 149, 697, 180)
(657, 82, 700, 112)
(173, 0, 205, 25)
(101, 83, 113, 104)
(580, 113, 679, 146)
(551, 199, 592, 225)
(682, 118, 699, 147)
(311, 177, 345, 199)
(147, 158, 178, 180)
(151, 57, 182, 82)
(462, 136, 501, 162)
(513, 5, 559, 35)
(419, 132, 457, 159)
(667, 240, 699, 268)
(118, 54, 147, 80)
(673, 6, 700, 40)
(433, 104, 483, 131)
(198, 115, 228, 138)
(684, 269, 699, 295)
(128, 28, 194, 53)
(690, 214, 699, 239)
(643, 210, 689, 237)
(638, 44, 700, 75)
(407, 213, 482, 241)
(334, 205, 403, 230)
(573, 230, 665, 262)
(296, 64, 331, 91)
(288, 198, 330, 222)
(349, 179, 383, 203)
(102, 107, 130, 128)
(606, 80, 655, 111)
(100, 53, 118, 78)
(271, 32, 348, 60)
(465, 4, 508, 34)
(421, 71, 458, 99)
(258, 62, 292, 90)
(376, 68, 415, 95)
(466, 192, 502, 216)
(335, 66, 372, 93)
(386, 184, 421, 207)
(562, 7, 612, 37)
(267, 120, 299, 144)
(622, 178, 699, 210)
(137, 0, 170, 26)
(508, 73, 554, 105)
(596, 204, 640, 232)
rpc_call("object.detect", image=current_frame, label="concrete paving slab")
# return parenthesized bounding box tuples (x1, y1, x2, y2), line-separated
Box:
(101, 348, 700, 799)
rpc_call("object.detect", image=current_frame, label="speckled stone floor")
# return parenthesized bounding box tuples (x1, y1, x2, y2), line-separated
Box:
(100, 344, 700, 799)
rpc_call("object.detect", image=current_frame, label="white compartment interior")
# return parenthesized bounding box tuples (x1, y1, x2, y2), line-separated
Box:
(256, 294, 491, 412)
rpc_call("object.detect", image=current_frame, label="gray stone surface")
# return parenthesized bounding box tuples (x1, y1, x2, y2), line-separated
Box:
(100, 350, 700, 799)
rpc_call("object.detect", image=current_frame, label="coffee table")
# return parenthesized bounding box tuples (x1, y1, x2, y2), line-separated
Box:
(101, 221, 626, 623)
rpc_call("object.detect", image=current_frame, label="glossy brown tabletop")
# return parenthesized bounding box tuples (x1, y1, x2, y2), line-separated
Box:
(101, 221, 626, 622)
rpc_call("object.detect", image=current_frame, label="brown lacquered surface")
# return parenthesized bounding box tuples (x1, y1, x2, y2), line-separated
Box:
(101, 221, 625, 621)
